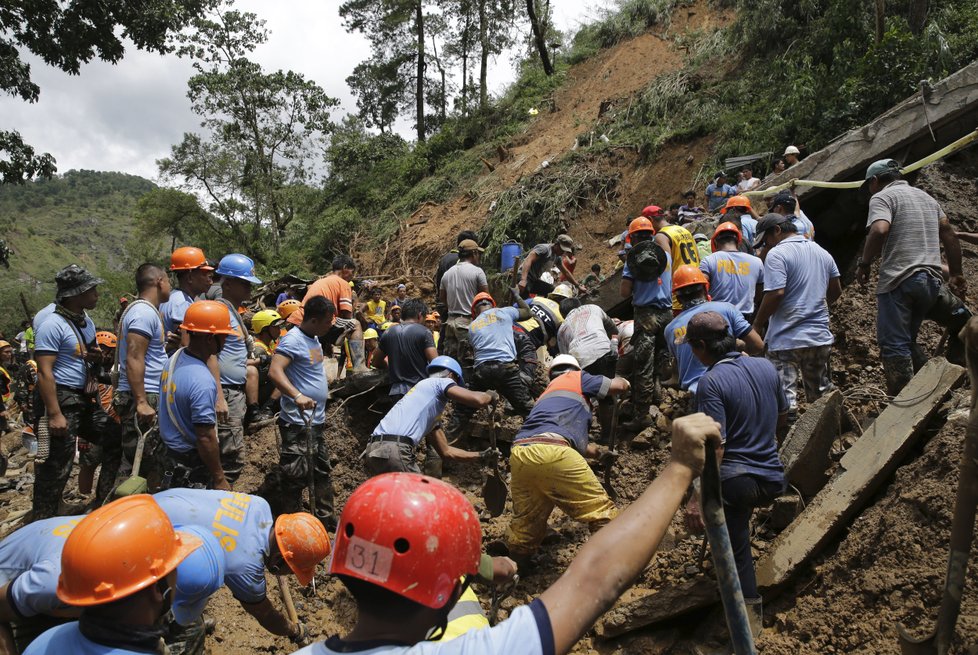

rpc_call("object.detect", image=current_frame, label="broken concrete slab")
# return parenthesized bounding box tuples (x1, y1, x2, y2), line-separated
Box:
(595, 576, 719, 639)
(779, 389, 842, 498)
(756, 358, 964, 591)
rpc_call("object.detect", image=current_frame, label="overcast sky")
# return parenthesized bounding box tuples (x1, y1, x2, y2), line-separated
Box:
(0, 0, 600, 181)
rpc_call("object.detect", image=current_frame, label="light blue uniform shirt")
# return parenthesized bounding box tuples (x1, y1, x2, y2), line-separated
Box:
(764, 236, 839, 351)
(33, 313, 96, 389)
(154, 489, 275, 604)
(666, 301, 752, 393)
(159, 351, 218, 452)
(622, 250, 672, 309)
(160, 289, 196, 335)
(25, 623, 147, 654)
(217, 303, 247, 386)
(31, 303, 57, 332)
(275, 326, 328, 426)
(372, 378, 456, 444)
(0, 515, 83, 617)
(700, 251, 764, 314)
(117, 301, 167, 394)
(469, 307, 521, 366)
(740, 216, 758, 245)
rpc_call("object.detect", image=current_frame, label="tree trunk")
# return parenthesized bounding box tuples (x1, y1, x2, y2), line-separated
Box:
(526, 0, 553, 76)
(908, 0, 929, 36)
(874, 0, 884, 43)
(415, 1, 426, 142)
(461, 13, 470, 115)
(479, 0, 489, 109)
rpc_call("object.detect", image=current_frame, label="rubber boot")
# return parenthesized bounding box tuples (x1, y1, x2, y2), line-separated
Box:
(348, 337, 369, 374)
(882, 356, 914, 397)
(745, 597, 763, 639)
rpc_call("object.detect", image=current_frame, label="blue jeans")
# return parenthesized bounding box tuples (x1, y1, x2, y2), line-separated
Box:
(721, 475, 783, 600)
(876, 270, 940, 359)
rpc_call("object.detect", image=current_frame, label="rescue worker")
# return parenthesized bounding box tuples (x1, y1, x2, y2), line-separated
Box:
(718, 195, 759, 250)
(753, 213, 842, 416)
(361, 285, 388, 329)
(699, 222, 764, 322)
(518, 235, 585, 298)
(155, 489, 329, 644)
(292, 413, 721, 655)
(31, 265, 111, 520)
(705, 172, 737, 212)
(14, 358, 38, 456)
(363, 356, 498, 475)
(212, 254, 262, 485)
(435, 230, 478, 298)
(22, 495, 203, 654)
(684, 311, 787, 638)
(276, 299, 302, 325)
(363, 328, 379, 363)
(857, 158, 972, 394)
(245, 309, 284, 430)
(665, 266, 763, 394)
(263, 296, 337, 529)
(783, 145, 801, 167)
(504, 355, 630, 567)
(158, 301, 236, 491)
(437, 239, 489, 363)
(424, 313, 441, 348)
(645, 204, 701, 312)
(512, 296, 563, 396)
(159, 247, 215, 353)
(767, 191, 815, 241)
(620, 217, 672, 431)
(114, 263, 170, 490)
(78, 332, 122, 504)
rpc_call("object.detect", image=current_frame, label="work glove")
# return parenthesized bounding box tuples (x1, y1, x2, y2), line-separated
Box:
(598, 447, 617, 469)
(479, 447, 502, 467)
(288, 621, 310, 645)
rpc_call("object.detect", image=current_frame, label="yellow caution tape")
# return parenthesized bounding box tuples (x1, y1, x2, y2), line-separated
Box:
(742, 127, 978, 199)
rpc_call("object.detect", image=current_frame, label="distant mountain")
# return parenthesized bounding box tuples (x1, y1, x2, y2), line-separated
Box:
(0, 170, 167, 335)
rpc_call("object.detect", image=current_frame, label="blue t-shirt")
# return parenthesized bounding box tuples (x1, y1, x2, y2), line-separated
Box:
(705, 183, 737, 211)
(25, 622, 149, 654)
(0, 515, 83, 617)
(275, 326, 328, 426)
(218, 304, 248, 385)
(622, 250, 672, 309)
(160, 289, 196, 336)
(700, 251, 764, 314)
(154, 489, 275, 604)
(159, 350, 218, 453)
(514, 371, 610, 454)
(117, 301, 167, 394)
(32, 303, 57, 332)
(665, 301, 752, 393)
(372, 377, 456, 445)
(740, 216, 758, 246)
(33, 313, 96, 389)
(469, 307, 521, 366)
(763, 236, 840, 351)
(695, 352, 787, 484)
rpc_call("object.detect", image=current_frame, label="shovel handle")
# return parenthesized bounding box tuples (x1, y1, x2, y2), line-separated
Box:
(277, 575, 300, 624)
(131, 416, 157, 479)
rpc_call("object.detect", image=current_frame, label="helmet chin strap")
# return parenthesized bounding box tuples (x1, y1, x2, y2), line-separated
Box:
(424, 575, 474, 642)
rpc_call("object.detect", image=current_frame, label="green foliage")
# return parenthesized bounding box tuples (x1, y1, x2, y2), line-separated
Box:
(568, 0, 679, 64)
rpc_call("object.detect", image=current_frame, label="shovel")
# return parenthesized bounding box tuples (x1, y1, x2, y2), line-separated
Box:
(303, 410, 317, 518)
(601, 398, 623, 501)
(897, 316, 978, 655)
(483, 407, 508, 517)
(112, 416, 155, 498)
(702, 446, 757, 655)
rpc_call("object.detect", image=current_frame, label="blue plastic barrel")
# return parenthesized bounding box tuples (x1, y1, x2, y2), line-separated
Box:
(501, 241, 522, 272)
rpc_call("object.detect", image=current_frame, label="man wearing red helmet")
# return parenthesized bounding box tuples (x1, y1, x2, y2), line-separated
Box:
(160, 247, 215, 354)
(642, 204, 700, 313)
(293, 413, 720, 655)
(699, 222, 765, 322)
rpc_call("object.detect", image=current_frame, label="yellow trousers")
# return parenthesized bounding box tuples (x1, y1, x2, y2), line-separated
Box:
(505, 443, 618, 555)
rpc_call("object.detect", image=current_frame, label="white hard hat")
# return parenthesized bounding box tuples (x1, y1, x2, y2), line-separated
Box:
(549, 283, 575, 300)
(549, 354, 581, 373)
(783, 145, 800, 156)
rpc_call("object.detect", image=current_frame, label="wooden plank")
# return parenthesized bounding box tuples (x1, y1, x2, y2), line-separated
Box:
(595, 576, 719, 639)
(756, 358, 964, 591)
(779, 389, 842, 498)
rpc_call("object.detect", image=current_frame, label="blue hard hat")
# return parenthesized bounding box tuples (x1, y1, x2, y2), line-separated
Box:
(427, 355, 464, 384)
(171, 524, 227, 626)
(215, 254, 262, 285)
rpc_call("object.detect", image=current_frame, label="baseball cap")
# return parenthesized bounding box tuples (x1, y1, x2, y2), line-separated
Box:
(714, 171, 727, 180)
(555, 234, 576, 253)
(693, 232, 709, 242)
(768, 192, 795, 211)
(458, 239, 484, 253)
(682, 311, 730, 344)
(783, 145, 800, 156)
(864, 158, 901, 180)
(752, 213, 793, 248)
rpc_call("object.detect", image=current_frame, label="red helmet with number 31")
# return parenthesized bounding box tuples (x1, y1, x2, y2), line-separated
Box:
(330, 473, 482, 609)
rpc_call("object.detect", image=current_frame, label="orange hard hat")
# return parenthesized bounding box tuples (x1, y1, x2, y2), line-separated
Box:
(170, 247, 214, 271)
(180, 301, 238, 336)
(471, 291, 496, 315)
(274, 513, 331, 587)
(641, 205, 665, 219)
(720, 195, 751, 215)
(57, 495, 202, 606)
(95, 331, 117, 348)
(672, 265, 710, 293)
(711, 222, 743, 252)
(276, 299, 302, 318)
(628, 217, 655, 236)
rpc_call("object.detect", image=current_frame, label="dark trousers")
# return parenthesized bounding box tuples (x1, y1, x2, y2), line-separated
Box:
(260, 420, 335, 527)
(513, 327, 543, 396)
(453, 361, 534, 430)
(721, 475, 783, 600)
(33, 387, 117, 519)
(114, 390, 161, 490)
(159, 446, 212, 490)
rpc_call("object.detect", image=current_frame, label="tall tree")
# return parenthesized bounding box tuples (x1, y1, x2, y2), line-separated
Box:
(526, 0, 554, 76)
(0, 0, 219, 183)
(158, 8, 337, 261)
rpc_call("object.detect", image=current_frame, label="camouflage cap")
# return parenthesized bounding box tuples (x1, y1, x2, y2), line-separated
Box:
(55, 264, 104, 302)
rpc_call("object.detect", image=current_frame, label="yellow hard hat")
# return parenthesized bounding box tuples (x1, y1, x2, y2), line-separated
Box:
(363, 328, 379, 340)
(251, 310, 284, 334)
